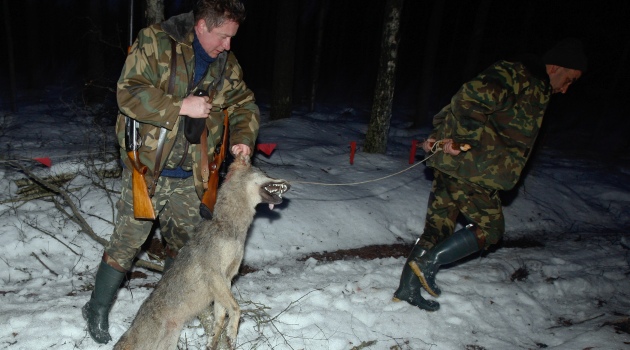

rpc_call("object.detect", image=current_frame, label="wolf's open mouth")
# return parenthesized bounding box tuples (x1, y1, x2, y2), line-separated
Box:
(262, 181, 290, 208)
(264, 183, 289, 198)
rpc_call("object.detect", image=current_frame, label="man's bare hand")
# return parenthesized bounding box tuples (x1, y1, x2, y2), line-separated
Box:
(423, 138, 436, 153)
(442, 139, 462, 156)
(423, 138, 462, 155)
(180, 94, 211, 119)
(231, 144, 251, 156)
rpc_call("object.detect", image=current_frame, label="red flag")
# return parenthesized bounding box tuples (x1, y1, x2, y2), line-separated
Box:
(409, 140, 418, 164)
(33, 157, 52, 167)
(257, 143, 277, 156)
(350, 141, 356, 165)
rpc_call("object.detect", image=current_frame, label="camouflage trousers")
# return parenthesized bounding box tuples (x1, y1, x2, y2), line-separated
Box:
(418, 170, 504, 250)
(105, 168, 202, 271)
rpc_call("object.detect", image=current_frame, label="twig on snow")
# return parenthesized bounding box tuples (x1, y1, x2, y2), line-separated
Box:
(31, 252, 59, 277)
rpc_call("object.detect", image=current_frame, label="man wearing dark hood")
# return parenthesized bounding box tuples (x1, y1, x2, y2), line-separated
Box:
(394, 38, 587, 311)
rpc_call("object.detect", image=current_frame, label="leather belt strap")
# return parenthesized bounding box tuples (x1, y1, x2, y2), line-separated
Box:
(150, 127, 168, 197)
(200, 128, 209, 189)
(198, 55, 229, 190)
(149, 39, 179, 196)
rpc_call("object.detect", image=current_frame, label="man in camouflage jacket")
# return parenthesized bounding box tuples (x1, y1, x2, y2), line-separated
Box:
(394, 38, 587, 312)
(83, 0, 259, 343)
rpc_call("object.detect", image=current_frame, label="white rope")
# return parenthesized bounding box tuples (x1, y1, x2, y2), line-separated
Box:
(2, 141, 451, 187)
(290, 141, 444, 186)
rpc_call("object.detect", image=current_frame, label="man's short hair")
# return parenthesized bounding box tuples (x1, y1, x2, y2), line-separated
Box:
(193, 0, 246, 29)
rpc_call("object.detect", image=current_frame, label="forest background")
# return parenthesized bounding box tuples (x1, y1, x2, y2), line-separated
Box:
(2, 0, 630, 155)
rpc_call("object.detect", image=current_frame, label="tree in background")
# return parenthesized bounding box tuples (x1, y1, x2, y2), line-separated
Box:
(308, 0, 328, 112)
(413, 0, 443, 127)
(461, 0, 490, 81)
(3, 0, 17, 112)
(364, 0, 404, 154)
(271, 0, 300, 120)
(145, 0, 164, 25)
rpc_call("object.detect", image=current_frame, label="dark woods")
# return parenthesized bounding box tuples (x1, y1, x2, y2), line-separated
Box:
(1, 0, 629, 153)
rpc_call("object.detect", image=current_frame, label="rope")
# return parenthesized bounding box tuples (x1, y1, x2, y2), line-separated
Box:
(289, 142, 443, 186)
(3, 141, 451, 187)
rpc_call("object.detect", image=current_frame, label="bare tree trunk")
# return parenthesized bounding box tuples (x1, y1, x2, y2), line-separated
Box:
(414, 0, 444, 127)
(3, 0, 17, 112)
(25, 0, 42, 89)
(611, 39, 629, 92)
(364, 0, 404, 154)
(85, 0, 107, 104)
(146, 0, 165, 25)
(462, 0, 491, 81)
(270, 0, 300, 120)
(309, 0, 329, 112)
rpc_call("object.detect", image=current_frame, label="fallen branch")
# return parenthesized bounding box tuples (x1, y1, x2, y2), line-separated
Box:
(9, 161, 106, 243)
(31, 252, 59, 277)
(135, 259, 164, 272)
(24, 221, 80, 255)
(0, 187, 81, 204)
(15, 172, 76, 188)
(8, 160, 161, 271)
(51, 189, 108, 247)
(350, 340, 377, 350)
(548, 313, 606, 329)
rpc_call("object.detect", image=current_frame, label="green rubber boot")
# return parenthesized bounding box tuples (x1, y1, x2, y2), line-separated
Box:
(393, 245, 440, 311)
(82, 260, 126, 344)
(409, 226, 480, 297)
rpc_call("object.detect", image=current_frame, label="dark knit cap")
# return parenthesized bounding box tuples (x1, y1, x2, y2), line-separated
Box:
(542, 38, 588, 71)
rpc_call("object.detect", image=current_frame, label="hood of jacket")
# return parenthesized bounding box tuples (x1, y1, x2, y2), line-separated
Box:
(161, 11, 194, 43)
(507, 53, 551, 92)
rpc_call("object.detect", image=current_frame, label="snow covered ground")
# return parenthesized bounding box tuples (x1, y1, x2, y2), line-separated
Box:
(1, 93, 629, 349)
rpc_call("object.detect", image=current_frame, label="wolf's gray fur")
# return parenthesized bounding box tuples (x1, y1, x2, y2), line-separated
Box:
(114, 156, 290, 350)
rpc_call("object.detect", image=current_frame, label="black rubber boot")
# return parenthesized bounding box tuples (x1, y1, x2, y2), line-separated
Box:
(409, 226, 480, 297)
(82, 260, 126, 344)
(393, 245, 440, 311)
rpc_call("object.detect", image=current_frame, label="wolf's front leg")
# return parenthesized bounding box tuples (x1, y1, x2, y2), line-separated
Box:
(222, 293, 241, 349)
(208, 302, 227, 350)
(199, 305, 215, 339)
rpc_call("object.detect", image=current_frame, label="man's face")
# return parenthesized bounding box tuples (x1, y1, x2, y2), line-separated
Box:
(549, 66, 582, 94)
(194, 19, 239, 58)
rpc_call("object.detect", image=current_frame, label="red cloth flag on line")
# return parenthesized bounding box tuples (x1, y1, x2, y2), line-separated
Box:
(349, 141, 356, 165)
(256, 143, 277, 156)
(33, 157, 52, 167)
(409, 140, 418, 164)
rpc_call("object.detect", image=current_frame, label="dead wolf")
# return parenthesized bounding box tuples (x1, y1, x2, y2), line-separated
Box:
(114, 155, 290, 350)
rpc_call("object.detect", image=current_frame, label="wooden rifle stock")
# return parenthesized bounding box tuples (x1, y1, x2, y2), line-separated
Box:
(124, 10, 155, 220)
(127, 150, 156, 220)
(200, 110, 229, 219)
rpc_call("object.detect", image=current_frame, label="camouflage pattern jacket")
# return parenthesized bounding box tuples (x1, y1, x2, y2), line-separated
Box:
(115, 12, 260, 198)
(427, 59, 551, 191)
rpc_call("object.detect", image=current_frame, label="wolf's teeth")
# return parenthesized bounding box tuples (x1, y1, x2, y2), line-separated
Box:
(265, 183, 288, 195)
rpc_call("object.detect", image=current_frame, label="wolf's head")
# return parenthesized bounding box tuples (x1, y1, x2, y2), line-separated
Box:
(222, 155, 290, 211)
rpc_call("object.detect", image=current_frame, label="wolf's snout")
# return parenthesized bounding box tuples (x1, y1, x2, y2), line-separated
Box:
(261, 181, 290, 208)
(264, 183, 289, 197)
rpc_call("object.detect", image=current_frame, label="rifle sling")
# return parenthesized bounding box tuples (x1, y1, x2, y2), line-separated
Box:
(149, 39, 179, 197)
(200, 53, 229, 191)
(200, 128, 209, 189)
(150, 40, 229, 194)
